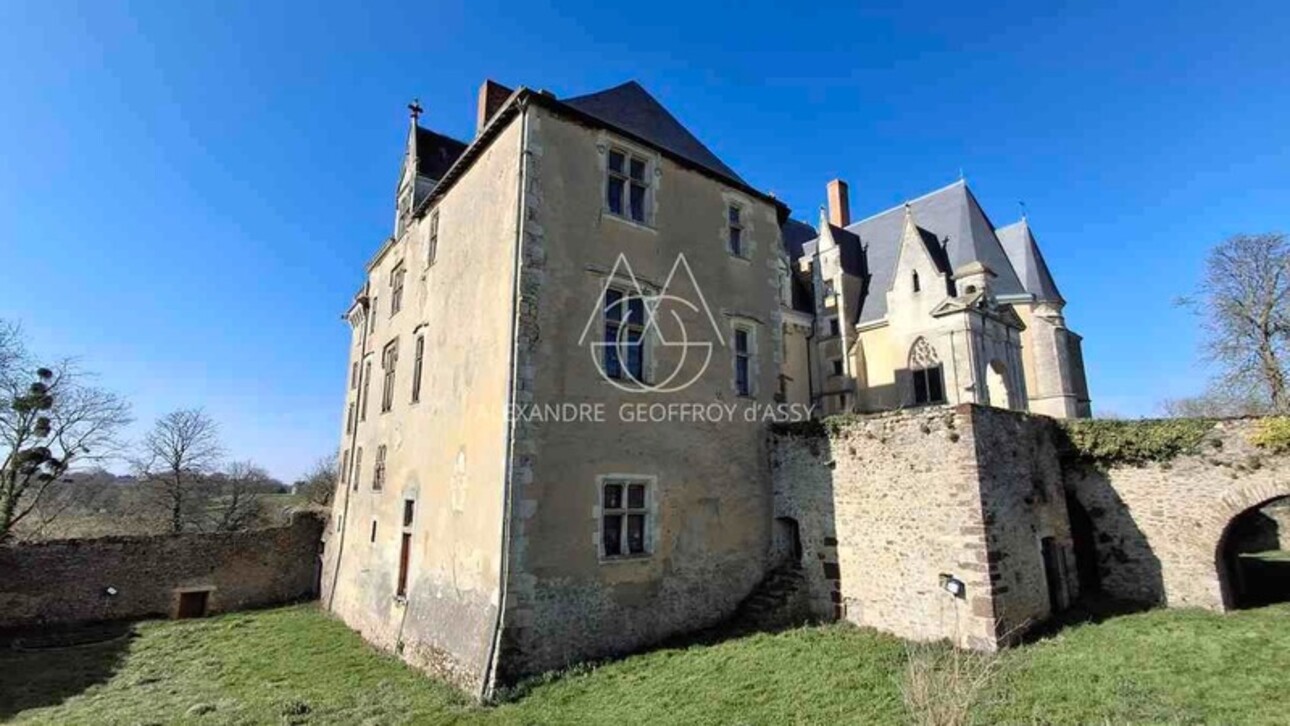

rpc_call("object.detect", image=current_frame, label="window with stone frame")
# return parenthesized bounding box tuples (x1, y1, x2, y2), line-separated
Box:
(830, 358, 844, 377)
(828, 316, 840, 337)
(603, 288, 645, 382)
(369, 297, 378, 333)
(909, 337, 946, 405)
(727, 204, 744, 256)
(373, 444, 386, 491)
(390, 262, 406, 317)
(340, 449, 350, 487)
(346, 402, 355, 434)
(426, 209, 440, 265)
(380, 340, 398, 413)
(411, 334, 425, 403)
(734, 326, 753, 396)
(350, 361, 359, 390)
(606, 148, 650, 224)
(352, 447, 363, 492)
(360, 360, 372, 421)
(601, 479, 650, 558)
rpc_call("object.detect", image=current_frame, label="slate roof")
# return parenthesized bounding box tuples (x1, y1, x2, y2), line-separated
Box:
(996, 219, 1064, 303)
(562, 81, 747, 186)
(414, 127, 468, 181)
(805, 180, 1029, 325)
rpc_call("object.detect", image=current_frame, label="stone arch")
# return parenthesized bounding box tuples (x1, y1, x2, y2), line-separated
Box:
(907, 337, 945, 405)
(986, 359, 1010, 409)
(1213, 483, 1290, 609)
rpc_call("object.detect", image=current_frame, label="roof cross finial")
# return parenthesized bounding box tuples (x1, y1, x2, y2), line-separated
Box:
(1019, 200, 1028, 221)
(408, 98, 424, 122)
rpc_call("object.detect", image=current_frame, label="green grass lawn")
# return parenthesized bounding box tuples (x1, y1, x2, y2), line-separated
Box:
(2, 602, 1288, 725)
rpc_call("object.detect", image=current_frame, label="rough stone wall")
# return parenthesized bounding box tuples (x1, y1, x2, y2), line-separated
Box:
(771, 405, 1073, 650)
(492, 104, 782, 682)
(0, 513, 322, 629)
(1064, 419, 1290, 610)
(322, 112, 524, 695)
(969, 406, 1076, 638)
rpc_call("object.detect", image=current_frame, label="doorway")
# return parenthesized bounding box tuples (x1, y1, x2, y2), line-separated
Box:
(175, 590, 210, 619)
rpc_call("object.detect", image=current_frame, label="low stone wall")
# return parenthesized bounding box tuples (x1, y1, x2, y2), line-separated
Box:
(771, 405, 1074, 650)
(0, 512, 323, 629)
(1064, 419, 1290, 610)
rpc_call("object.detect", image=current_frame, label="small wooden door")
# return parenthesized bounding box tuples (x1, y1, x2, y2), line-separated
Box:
(176, 590, 209, 619)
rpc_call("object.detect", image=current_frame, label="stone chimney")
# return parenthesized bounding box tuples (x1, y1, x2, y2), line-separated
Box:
(827, 179, 850, 228)
(476, 80, 514, 136)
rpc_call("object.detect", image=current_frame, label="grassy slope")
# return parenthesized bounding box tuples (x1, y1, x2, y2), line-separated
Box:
(2, 603, 1287, 725)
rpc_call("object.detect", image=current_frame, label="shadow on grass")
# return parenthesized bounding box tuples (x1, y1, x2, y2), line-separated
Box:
(1018, 595, 1156, 645)
(0, 621, 135, 719)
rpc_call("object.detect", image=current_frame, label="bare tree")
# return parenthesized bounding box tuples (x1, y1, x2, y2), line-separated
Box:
(1177, 232, 1290, 414)
(296, 454, 338, 507)
(135, 408, 224, 533)
(204, 460, 271, 532)
(0, 355, 132, 540)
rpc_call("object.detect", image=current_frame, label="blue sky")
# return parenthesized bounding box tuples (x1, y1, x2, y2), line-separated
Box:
(1, 1, 1287, 480)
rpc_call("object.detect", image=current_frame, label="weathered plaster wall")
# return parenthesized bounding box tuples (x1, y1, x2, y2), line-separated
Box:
(493, 104, 783, 680)
(322, 114, 524, 693)
(1064, 419, 1290, 610)
(0, 514, 322, 629)
(771, 405, 1073, 650)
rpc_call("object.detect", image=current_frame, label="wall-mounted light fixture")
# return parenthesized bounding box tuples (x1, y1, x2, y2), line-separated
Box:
(939, 573, 965, 599)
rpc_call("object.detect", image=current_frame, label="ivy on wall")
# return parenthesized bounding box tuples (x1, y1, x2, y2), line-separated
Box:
(1056, 418, 1217, 466)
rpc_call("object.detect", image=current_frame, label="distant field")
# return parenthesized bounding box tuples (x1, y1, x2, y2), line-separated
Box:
(2, 602, 1288, 725)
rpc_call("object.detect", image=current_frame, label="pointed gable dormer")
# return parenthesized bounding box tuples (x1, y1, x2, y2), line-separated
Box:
(393, 101, 422, 238)
(890, 204, 950, 300)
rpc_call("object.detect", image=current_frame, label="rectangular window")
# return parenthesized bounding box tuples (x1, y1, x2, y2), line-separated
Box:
(829, 317, 840, 337)
(728, 204, 743, 256)
(350, 362, 359, 390)
(411, 335, 425, 403)
(396, 532, 411, 598)
(373, 444, 386, 491)
(403, 499, 415, 527)
(381, 340, 398, 413)
(607, 149, 649, 224)
(346, 402, 355, 434)
(734, 328, 751, 396)
(360, 360, 372, 421)
(369, 297, 378, 333)
(604, 289, 644, 382)
(426, 210, 439, 265)
(390, 263, 405, 317)
(352, 447, 363, 492)
(601, 479, 649, 558)
(913, 365, 947, 405)
(340, 449, 350, 487)
(831, 359, 844, 377)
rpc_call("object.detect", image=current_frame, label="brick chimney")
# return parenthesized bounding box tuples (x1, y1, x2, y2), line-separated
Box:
(827, 179, 851, 227)
(476, 80, 514, 136)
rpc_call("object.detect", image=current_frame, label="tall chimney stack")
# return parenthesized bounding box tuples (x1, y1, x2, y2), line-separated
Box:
(476, 79, 514, 136)
(827, 179, 851, 228)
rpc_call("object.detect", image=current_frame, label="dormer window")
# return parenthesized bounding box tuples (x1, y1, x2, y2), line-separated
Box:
(912, 271, 921, 293)
(607, 148, 650, 224)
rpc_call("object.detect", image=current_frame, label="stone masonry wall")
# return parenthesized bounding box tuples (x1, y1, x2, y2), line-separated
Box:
(1064, 418, 1290, 610)
(771, 405, 1075, 650)
(0, 512, 323, 629)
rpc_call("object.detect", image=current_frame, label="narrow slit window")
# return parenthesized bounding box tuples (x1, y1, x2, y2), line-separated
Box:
(396, 533, 411, 598)
(728, 204, 743, 256)
(734, 328, 751, 396)
(411, 335, 425, 403)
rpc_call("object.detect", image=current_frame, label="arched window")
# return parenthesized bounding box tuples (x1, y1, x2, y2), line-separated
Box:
(908, 337, 945, 405)
(912, 270, 921, 293)
(987, 359, 1010, 409)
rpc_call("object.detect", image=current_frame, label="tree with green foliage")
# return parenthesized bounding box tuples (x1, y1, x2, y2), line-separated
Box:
(1174, 232, 1290, 416)
(0, 323, 132, 540)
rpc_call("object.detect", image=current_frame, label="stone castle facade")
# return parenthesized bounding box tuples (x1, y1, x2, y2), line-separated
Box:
(320, 79, 1098, 697)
